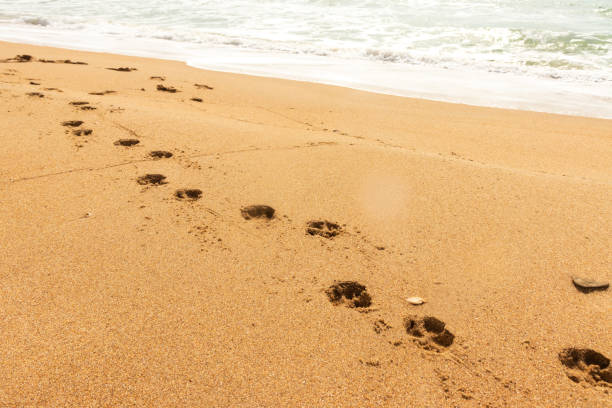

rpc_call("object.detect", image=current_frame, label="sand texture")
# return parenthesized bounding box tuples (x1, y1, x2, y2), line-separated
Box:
(0, 41, 611, 407)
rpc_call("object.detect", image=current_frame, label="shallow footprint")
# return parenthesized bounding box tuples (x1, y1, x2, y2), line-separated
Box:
(137, 174, 167, 186)
(559, 348, 611, 387)
(175, 189, 202, 201)
(306, 220, 342, 238)
(241, 205, 275, 220)
(114, 138, 139, 146)
(326, 281, 372, 308)
(404, 315, 455, 351)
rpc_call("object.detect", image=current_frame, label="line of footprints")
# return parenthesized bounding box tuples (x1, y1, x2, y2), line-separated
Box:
(59, 108, 610, 392)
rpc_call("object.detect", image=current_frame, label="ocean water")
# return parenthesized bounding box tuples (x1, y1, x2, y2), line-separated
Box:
(0, 0, 610, 117)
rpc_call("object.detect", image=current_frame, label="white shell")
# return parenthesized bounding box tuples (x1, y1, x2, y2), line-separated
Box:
(406, 296, 425, 305)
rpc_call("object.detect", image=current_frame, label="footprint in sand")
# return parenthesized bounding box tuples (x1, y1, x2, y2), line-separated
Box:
(89, 90, 116, 95)
(191, 97, 203, 102)
(137, 174, 167, 186)
(240, 205, 275, 220)
(157, 84, 178, 93)
(306, 220, 342, 238)
(61, 120, 84, 127)
(114, 138, 140, 146)
(26, 92, 44, 98)
(80, 106, 97, 111)
(149, 150, 173, 159)
(559, 348, 611, 387)
(106, 67, 137, 72)
(404, 315, 455, 351)
(69, 101, 89, 106)
(1, 54, 32, 63)
(326, 281, 372, 308)
(175, 189, 202, 201)
(72, 129, 93, 136)
(150, 76, 165, 81)
(195, 83, 214, 90)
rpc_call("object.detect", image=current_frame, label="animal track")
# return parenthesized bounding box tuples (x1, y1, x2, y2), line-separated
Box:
(157, 84, 178, 93)
(1, 54, 32, 63)
(404, 316, 455, 351)
(326, 281, 372, 308)
(559, 348, 611, 387)
(114, 138, 140, 146)
(149, 150, 173, 159)
(175, 189, 202, 200)
(240, 205, 275, 220)
(306, 220, 342, 238)
(89, 90, 116, 95)
(72, 129, 93, 136)
(62, 120, 83, 127)
(137, 174, 167, 185)
(373, 319, 391, 334)
(106, 67, 137, 72)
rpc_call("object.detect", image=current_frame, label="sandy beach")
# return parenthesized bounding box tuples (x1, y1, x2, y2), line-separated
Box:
(0, 41, 610, 407)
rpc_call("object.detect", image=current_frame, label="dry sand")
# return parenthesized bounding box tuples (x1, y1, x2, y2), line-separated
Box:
(0, 41, 610, 407)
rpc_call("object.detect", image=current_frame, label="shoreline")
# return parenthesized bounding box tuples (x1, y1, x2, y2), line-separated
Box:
(1, 26, 611, 120)
(1, 41, 610, 407)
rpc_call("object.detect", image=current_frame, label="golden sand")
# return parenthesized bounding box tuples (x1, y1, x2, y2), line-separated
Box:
(0, 41, 610, 407)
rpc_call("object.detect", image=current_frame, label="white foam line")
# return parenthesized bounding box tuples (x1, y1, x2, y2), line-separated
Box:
(1, 24, 611, 119)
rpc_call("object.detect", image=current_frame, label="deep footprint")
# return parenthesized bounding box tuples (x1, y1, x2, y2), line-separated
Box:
(404, 315, 455, 351)
(175, 189, 202, 200)
(62, 120, 83, 127)
(114, 138, 139, 146)
(559, 348, 611, 387)
(326, 281, 372, 308)
(306, 220, 342, 238)
(240, 205, 275, 220)
(149, 150, 173, 159)
(137, 174, 167, 185)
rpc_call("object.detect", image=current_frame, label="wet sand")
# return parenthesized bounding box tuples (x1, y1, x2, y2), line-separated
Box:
(0, 41, 610, 407)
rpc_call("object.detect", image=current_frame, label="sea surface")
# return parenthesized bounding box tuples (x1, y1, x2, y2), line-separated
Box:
(0, 0, 610, 117)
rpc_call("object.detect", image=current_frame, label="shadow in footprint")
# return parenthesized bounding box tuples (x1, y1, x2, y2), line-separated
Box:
(114, 139, 139, 146)
(404, 316, 455, 351)
(175, 189, 202, 201)
(149, 150, 173, 159)
(26, 92, 44, 98)
(326, 281, 372, 308)
(137, 174, 167, 186)
(241, 205, 275, 220)
(307, 220, 342, 238)
(559, 348, 611, 386)
(69, 101, 89, 106)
